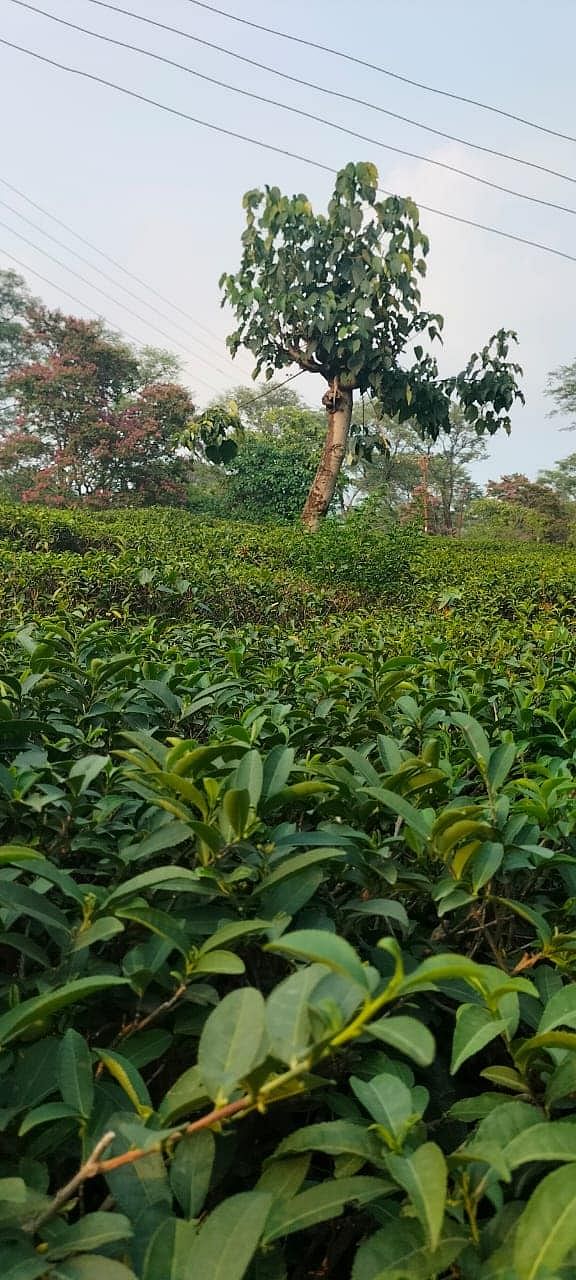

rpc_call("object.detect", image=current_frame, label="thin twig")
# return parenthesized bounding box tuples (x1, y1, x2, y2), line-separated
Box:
(25, 1095, 255, 1235)
(95, 1094, 252, 1174)
(25, 1130, 116, 1235)
(117, 983, 187, 1042)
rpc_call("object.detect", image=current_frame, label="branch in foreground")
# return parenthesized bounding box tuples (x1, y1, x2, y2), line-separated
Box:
(26, 1129, 116, 1235)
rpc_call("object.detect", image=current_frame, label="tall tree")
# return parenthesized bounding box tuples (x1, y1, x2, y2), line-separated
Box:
(2, 308, 194, 506)
(220, 161, 524, 529)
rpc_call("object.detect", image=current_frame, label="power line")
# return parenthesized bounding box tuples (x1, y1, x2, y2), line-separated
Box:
(2, 35, 576, 266)
(0, 213, 241, 383)
(82, 0, 576, 191)
(179, 0, 576, 146)
(0, 245, 220, 393)
(13, 1, 576, 221)
(0, 193, 246, 381)
(0, 179, 250, 372)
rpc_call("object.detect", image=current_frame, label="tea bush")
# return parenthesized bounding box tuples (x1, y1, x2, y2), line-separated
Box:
(1, 508, 576, 1278)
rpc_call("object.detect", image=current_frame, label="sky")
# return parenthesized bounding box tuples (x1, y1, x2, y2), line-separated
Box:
(1, 0, 576, 484)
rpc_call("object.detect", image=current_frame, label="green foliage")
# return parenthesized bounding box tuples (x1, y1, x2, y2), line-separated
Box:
(227, 437, 322, 522)
(221, 163, 522, 436)
(0, 507, 575, 1275)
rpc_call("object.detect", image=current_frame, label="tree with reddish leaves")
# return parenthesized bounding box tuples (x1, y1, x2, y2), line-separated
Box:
(0, 302, 195, 507)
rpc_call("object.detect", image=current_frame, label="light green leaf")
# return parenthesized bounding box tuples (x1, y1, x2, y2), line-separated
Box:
(18, 1102, 79, 1136)
(187, 1191, 272, 1280)
(451, 712, 491, 770)
(506, 1121, 576, 1169)
(257, 1154, 310, 1200)
(272, 1121, 383, 1165)
(266, 930, 370, 993)
(352, 1222, 468, 1280)
(399, 954, 486, 995)
(198, 988, 266, 1103)
(193, 950, 245, 975)
(222, 788, 250, 839)
(199, 918, 274, 954)
(366, 1016, 435, 1067)
(514, 1163, 576, 1280)
(351, 1074, 414, 1139)
(387, 1144, 447, 1250)
(44, 1212, 133, 1261)
(451, 1005, 506, 1073)
(52, 1261, 137, 1280)
(262, 746, 295, 799)
(158, 1066, 209, 1124)
(517, 1030, 576, 1065)
(57, 1029, 94, 1119)
(255, 849, 344, 894)
(170, 1131, 215, 1218)
(115, 907, 189, 958)
(0, 977, 127, 1047)
(72, 917, 124, 951)
(69, 754, 109, 793)
(231, 750, 263, 809)
(487, 743, 516, 791)
(104, 866, 204, 908)
(538, 985, 576, 1034)
(265, 963, 327, 1066)
(263, 1177, 388, 1244)
(0, 845, 45, 865)
(361, 788, 431, 840)
(143, 1218, 200, 1280)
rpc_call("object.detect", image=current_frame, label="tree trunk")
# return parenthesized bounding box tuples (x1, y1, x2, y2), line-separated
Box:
(301, 379, 353, 531)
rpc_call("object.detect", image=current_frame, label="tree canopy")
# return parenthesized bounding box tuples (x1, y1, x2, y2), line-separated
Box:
(221, 161, 524, 528)
(0, 297, 195, 507)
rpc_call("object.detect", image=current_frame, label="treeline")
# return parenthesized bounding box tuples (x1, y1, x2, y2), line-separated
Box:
(1, 266, 575, 541)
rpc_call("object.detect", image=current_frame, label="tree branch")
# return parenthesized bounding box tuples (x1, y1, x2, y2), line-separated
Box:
(25, 1130, 116, 1235)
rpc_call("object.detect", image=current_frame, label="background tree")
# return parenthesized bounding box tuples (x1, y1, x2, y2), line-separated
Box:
(225, 403, 327, 521)
(2, 308, 195, 506)
(484, 473, 571, 543)
(538, 452, 576, 502)
(345, 405, 485, 530)
(546, 360, 576, 431)
(221, 161, 524, 529)
(0, 269, 38, 428)
(464, 497, 548, 542)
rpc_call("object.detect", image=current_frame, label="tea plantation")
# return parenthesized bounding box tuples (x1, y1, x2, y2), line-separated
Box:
(2, 504, 576, 1280)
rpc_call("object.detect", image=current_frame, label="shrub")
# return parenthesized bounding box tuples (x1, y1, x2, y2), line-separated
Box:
(0, 609, 576, 1276)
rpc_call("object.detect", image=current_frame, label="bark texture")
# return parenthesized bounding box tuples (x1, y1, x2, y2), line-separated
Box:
(301, 379, 353, 530)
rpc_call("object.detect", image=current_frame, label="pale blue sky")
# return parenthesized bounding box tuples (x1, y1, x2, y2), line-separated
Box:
(1, 0, 576, 482)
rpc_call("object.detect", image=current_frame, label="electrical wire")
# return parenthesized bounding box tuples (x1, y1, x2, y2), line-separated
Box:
(0, 244, 306, 405)
(2, 35, 576, 265)
(0, 193, 249, 381)
(178, 0, 576, 146)
(79, 0, 576, 190)
(0, 214, 242, 383)
(0, 245, 221, 393)
(0, 180, 249, 367)
(12, 1, 576, 219)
